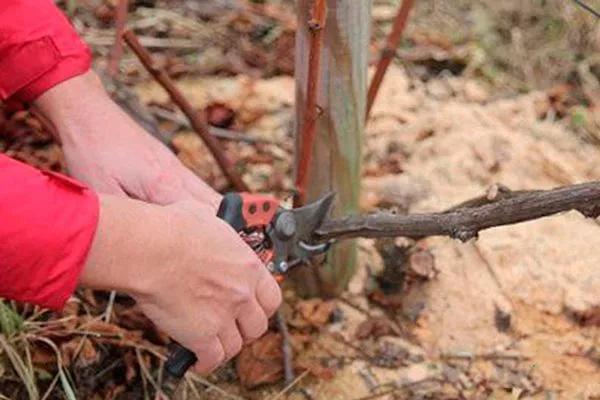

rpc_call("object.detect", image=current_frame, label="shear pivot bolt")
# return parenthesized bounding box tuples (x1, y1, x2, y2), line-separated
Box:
(277, 261, 289, 273)
(275, 212, 296, 240)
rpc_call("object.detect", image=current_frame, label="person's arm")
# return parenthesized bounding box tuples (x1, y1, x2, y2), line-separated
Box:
(0, 0, 221, 211)
(0, 154, 282, 374)
(0, 1, 281, 374)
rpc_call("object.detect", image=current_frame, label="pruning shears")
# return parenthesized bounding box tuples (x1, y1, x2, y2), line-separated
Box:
(163, 191, 336, 379)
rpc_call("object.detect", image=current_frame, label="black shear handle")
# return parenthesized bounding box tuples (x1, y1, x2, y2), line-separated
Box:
(163, 193, 245, 379)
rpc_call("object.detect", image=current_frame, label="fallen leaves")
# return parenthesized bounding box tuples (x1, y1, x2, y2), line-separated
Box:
(294, 359, 336, 380)
(355, 317, 397, 340)
(202, 102, 236, 128)
(60, 337, 99, 369)
(236, 332, 283, 388)
(234, 298, 340, 388)
(289, 299, 337, 330)
(236, 331, 336, 389)
(407, 249, 437, 280)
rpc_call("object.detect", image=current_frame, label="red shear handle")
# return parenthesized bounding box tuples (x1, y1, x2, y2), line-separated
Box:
(217, 192, 280, 230)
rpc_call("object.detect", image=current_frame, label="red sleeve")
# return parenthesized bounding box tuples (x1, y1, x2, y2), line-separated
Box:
(0, 0, 92, 106)
(0, 1, 98, 310)
(0, 155, 99, 311)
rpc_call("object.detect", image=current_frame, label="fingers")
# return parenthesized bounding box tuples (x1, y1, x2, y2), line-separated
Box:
(236, 300, 268, 342)
(255, 275, 282, 319)
(218, 322, 244, 363)
(181, 168, 223, 212)
(192, 338, 225, 375)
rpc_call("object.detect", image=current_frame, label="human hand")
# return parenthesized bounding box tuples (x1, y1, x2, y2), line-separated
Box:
(81, 195, 282, 374)
(33, 70, 222, 212)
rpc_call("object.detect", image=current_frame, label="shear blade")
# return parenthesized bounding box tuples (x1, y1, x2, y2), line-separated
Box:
(289, 191, 335, 260)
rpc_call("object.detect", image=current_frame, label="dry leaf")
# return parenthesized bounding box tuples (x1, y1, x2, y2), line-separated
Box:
(292, 299, 336, 329)
(355, 317, 396, 340)
(117, 306, 168, 345)
(408, 249, 436, 279)
(294, 359, 336, 380)
(60, 300, 80, 330)
(60, 337, 99, 369)
(202, 102, 236, 128)
(123, 351, 138, 384)
(369, 290, 404, 310)
(236, 332, 282, 388)
(31, 344, 57, 368)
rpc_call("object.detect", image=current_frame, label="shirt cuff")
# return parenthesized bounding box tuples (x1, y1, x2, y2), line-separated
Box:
(0, 2, 92, 106)
(0, 155, 100, 311)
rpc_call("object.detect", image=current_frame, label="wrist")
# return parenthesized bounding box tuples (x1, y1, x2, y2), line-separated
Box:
(80, 194, 175, 297)
(33, 70, 109, 144)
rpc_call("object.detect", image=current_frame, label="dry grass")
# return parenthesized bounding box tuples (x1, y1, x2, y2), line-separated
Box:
(375, 0, 600, 92)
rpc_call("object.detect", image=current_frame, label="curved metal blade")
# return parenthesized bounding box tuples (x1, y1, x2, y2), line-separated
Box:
(269, 191, 335, 272)
(291, 191, 336, 243)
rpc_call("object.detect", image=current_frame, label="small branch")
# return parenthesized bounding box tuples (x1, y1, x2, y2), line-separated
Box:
(316, 181, 600, 241)
(365, 0, 414, 121)
(147, 105, 276, 144)
(276, 309, 295, 386)
(294, 0, 327, 207)
(122, 29, 248, 191)
(440, 350, 528, 361)
(573, 0, 600, 19)
(108, 0, 129, 78)
(269, 371, 310, 400)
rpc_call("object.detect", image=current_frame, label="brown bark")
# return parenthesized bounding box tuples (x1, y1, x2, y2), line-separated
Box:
(108, 0, 129, 78)
(315, 181, 600, 241)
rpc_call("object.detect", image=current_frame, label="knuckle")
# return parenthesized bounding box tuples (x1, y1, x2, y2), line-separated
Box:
(260, 279, 282, 317)
(224, 336, 243, 360)
(248, 318, 268, 341)
(193, 342, 225, 375)
(229, 283, 253, 305)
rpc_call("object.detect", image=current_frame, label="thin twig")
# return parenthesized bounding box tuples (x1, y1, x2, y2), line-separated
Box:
(40, 373, 61, 400)
(276, 309, 295, 386)
(103, 290, 117, 323)
(85, 35, 202, 49)
(316, 181, 600, 241)
(136, 348, 165, 399)
(573, 0, 600, 18)
(440, 350, 529, 361)
(365, 0, 414, 121)
(358, 368, 378, 393)
(122, 29, 248, 191)
(269, 370, 310, 400)
(294, 0, 326, 207)
(108, 0, 129, 77)
(148, 105, 276, 144)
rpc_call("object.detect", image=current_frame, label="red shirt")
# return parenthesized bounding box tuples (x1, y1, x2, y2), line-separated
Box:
(0, 1, 99, 311)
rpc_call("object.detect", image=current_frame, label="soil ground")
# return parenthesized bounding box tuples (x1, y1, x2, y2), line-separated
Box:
(2, 1, 600, 399)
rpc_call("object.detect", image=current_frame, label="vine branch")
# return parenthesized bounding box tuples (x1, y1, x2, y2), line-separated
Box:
(122, 29, 248, 191)
(108, 0, 129, 78)
(315, 181, 600, 241)
(294, 0, 327, 207)
(365, 0, 414, 121)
